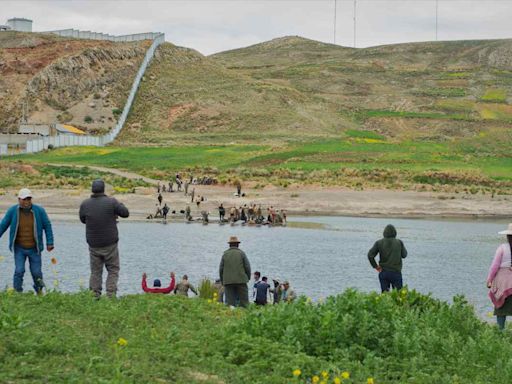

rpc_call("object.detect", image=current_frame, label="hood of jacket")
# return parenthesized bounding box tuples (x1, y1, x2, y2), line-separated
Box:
(383, 224, 397, 238)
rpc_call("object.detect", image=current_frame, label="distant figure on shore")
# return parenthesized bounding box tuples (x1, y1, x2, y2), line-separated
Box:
(0, 188, 54, 293)
(219, 236, 251, 307)
(219, 204, 226, 222)
(190, 188, 195, 203)
(79, 179, 129, 298)
(142, 272, 176, 294)
(185, 205, 192, 221)
(255, 276, 271, 305)
(162, 204, 170, 221)
(213, 278, 224, 303)
(174, 275, 198, 297)
(487, 223, 512, 330)
(252, 271, 261, 300)
(235, 180, 242, 197)
(157, 193, 163, 206)
(281, 280, 296, 303)
(367, 224, 408, 292)
(271, 279, 282, 304)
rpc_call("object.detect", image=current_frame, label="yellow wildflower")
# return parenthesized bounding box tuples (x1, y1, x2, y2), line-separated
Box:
(321, 370, 328, 379)
(53, 280, 59, 288)
(487, 311, 494, 318)
(341, 371, 350, 379)
(312, 375, 320, 383)
(7, 287, 15, 295)
(292, 369, 301, 377)
(334, 378, 341, 384)
(367, 378, 375, 384)
(207, 299, 212, 303)
(117, 337, 128, 347)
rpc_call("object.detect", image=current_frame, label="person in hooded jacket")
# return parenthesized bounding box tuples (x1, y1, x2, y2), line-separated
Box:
(368, 224, 407, 292)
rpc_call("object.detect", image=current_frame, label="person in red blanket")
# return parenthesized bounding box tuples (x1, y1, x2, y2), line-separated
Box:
(142, 271, 176, 294)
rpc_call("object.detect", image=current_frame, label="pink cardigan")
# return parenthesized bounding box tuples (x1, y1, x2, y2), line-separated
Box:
(487, 244, 512, 283)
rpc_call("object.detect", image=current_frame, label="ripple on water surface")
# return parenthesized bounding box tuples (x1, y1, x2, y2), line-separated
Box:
(0, 216, 504, 317)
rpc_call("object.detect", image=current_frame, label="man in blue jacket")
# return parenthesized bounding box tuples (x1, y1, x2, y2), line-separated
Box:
(0, 188, 54, 293)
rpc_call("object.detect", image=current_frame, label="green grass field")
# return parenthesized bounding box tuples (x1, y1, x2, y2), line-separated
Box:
(5, 133, 512, 193)
(1, 289, 511, 383)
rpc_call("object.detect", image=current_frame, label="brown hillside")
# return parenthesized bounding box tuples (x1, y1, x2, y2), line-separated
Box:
(0, 31, 150, 134)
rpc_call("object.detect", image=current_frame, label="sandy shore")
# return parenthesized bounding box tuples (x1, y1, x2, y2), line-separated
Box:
(1, 185, 511, 222)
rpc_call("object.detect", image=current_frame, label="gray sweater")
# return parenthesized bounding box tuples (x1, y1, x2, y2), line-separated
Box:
(79, 193, 129, 248)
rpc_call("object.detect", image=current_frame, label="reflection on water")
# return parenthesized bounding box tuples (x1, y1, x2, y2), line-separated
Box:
(0, 216, 505, 317)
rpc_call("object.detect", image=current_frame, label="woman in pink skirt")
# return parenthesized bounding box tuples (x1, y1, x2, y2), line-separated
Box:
(487, 223, 512, 330)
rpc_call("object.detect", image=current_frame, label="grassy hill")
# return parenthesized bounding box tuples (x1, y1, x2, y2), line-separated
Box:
(4, 35, 512, 192)
(2, 289, 512, 383)
(119, 36, 512, 146)
(117, 42, 345, 145)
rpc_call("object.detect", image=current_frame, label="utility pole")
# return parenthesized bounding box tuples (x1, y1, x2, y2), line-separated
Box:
(435, 0, 439, 41)
(353, 0, 357, 48)
(334, 0, 337, 44)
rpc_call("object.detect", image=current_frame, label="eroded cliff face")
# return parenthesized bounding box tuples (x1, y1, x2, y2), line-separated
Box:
(0, 32, 150, 133)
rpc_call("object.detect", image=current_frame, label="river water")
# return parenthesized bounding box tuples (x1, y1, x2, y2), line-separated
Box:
(0, 216, 507, 317)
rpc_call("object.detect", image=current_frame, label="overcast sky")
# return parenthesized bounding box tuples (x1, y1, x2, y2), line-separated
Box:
(2, 0, 512, 55)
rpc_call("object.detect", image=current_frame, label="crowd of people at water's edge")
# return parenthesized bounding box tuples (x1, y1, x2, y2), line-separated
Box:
(1, 181, 512, 329)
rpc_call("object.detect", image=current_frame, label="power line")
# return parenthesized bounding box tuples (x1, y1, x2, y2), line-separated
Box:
(435, 0, 439, 41)
(334, 0, 337, 44)
(353, 0, 357, 48)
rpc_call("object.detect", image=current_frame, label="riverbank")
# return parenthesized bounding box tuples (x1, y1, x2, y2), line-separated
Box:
(1, 185, 511, 221)
(1, 289, 511, 383)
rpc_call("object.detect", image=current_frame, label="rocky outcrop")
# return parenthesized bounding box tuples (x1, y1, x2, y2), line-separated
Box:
(0, 32, 149, 132)
(27, 44, 148, 108)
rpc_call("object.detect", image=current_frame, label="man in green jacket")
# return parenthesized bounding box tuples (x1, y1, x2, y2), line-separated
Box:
(368, 224, 407, 292)
(219, 236, 251, 307)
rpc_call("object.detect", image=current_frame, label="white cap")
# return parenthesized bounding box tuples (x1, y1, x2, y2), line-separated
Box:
(18, 188, 32, 199)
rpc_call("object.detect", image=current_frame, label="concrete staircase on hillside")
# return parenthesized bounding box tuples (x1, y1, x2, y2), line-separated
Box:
(0, 30, 165, 156)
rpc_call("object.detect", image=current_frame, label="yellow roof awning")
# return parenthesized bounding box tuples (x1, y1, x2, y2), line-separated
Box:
(61, 124, 86, 135)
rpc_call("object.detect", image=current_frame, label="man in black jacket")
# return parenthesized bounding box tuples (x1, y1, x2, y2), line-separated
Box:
(79, 179, 129, 298)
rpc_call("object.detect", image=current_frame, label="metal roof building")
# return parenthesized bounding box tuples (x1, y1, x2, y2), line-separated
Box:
(7, 18, 32, 32)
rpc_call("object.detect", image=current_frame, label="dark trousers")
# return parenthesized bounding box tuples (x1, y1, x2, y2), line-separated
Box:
(224, 283, 248, 307)
(379, 270, 403, 292)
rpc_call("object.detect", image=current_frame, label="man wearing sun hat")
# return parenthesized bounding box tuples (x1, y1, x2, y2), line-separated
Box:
(0, 188, 54, 293)
(219, 236, 251, 307)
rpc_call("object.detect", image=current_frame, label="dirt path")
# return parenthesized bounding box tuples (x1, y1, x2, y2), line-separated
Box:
(47, 163, 159, 185)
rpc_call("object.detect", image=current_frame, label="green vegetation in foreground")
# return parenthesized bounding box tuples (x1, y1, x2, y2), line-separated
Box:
(6, 133, 512, 194)
(1, 289, 511, 383)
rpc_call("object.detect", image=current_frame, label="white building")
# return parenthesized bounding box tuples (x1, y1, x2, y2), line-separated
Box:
(7, 18, 32, 32)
